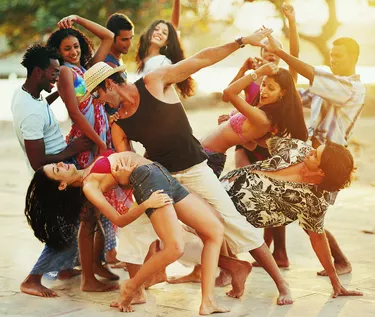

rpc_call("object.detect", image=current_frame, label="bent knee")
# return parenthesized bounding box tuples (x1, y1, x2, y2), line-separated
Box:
(164, 241, 185, 262)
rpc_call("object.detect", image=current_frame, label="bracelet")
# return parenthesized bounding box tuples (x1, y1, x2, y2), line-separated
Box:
(249, 69, 258, 81)
(235, 36, 245, 48)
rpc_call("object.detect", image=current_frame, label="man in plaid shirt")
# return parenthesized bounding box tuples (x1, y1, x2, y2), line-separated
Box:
(263, 35, 365, 276)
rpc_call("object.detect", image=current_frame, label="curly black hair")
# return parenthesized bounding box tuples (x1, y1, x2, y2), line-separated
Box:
(46, 28, 94, 69)
(21, 44, 63, 78)
(25, 168, 85, 250)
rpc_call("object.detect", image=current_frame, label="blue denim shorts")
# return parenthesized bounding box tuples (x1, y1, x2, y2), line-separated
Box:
(130, 162, 189, 218)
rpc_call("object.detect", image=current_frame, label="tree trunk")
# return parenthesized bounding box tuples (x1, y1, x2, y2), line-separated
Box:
(271, 0, 340, 65)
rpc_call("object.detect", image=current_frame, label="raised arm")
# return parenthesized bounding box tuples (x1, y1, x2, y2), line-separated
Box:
(308, 230, 363, 297)
(57, 15, 113, 64)
(171, 0, 180, 29)
(222, 58, 256, 102)
(265, 34, 314, 83)
(282, 3, 300, 82)
(151, 28, 272, 87)
(222, 63, 278, 128)
(57, 66, 107, 153)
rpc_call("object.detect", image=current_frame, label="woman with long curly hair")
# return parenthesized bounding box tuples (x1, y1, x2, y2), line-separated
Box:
(25, 150, 227, 314)
(46, 15, 122, 291)
(201, 64, 308, 178)
(135, 1, 195, 98)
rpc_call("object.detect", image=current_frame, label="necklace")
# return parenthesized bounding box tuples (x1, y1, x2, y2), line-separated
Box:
(22, 85, 42, 101)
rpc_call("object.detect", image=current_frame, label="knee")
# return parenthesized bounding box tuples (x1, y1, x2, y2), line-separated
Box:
(207, 219, 225, 243)
(163, 240, 185, 263)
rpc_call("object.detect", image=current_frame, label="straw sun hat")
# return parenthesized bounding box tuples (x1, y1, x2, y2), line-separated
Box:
(80, 62, 127, 101)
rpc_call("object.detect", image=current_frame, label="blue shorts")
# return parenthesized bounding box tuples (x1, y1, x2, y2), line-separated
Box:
(130, 162, 189, 218)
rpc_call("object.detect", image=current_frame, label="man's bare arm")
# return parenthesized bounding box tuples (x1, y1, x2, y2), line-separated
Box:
(171, 0, 180, 29)
(25, 137, 92, 171)
(308, 230, 363, 297)
(111, 123, 132, 153)
(152, 28, 273, 87)
(266, 34, 314, 83)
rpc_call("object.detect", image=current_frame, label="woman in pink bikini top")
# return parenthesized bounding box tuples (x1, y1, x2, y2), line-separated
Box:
(200, 64, 308, 177)
(25, 149, 230, 315)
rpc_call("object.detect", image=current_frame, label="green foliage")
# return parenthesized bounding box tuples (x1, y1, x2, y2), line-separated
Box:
(0, 0, 183, 53)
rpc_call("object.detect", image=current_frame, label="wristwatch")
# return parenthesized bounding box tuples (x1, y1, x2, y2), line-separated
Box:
(249, 69, 258, 81)
(235, 36, 245, 48)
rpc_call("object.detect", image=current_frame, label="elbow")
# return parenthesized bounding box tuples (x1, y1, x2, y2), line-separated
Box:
(222, 88, 232, 101)
(221, 92, 229, 102)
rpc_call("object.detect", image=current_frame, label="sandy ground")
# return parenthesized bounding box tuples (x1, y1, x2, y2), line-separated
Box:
(0, 109, 375, 316)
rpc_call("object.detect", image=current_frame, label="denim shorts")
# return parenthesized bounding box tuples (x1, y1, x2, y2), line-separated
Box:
(130, 162, 189, 218)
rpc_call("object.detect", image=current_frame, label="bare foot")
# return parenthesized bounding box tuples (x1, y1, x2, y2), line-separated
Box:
(94, 265, 120, 281)
(272, 251, 290, 268)
(168, 266, 201, 284)
(252, 258, 289, 269)
(215, 270, 231, 287)
(226, 260, 252, 298)
(57, 268, 81, 280)
(200, 300, 230, 315)
(110, 262, 128, 270)
(276, 282, 293, 305)
(81, 278, 119, 292)
(317, 261, 352, 276)
(145, 270, 167, 289)
(20, 275, 57, 297)
(115, 280, 136, 312)
(105, 249, 119, 264)
(131, 287, 147, 305)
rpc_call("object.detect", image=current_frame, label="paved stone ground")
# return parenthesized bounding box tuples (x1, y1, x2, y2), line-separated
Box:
(1, 117, 374, 317)
(1, 177, 374, 317)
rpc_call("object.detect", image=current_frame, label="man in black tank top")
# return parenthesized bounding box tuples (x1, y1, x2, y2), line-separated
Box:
(81, 28, 306, 305)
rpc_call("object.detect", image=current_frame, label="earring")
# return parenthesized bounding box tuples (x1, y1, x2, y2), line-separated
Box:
(164, 45, 168, 50)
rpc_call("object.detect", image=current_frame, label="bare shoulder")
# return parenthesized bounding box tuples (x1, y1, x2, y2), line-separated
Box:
(59, 66, 74, 81)
(144, 64, 174, 84)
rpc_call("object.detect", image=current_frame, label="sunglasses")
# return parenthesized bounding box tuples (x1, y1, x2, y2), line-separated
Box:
(44, 69, 60, 79)
(91, 90, 100, 99)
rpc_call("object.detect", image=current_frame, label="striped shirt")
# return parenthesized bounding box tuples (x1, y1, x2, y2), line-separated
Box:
(300, 67, 365, 146)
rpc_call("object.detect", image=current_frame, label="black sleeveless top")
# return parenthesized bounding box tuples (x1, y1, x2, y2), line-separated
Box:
(115, 78, 207, 172)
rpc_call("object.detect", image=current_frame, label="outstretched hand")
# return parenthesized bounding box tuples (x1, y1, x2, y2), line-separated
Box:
(332, 284, 363, 298)
(282, 3, 296, 22)
(145, 190, 173, 209)
(264, 34, 283, 54)
(111, 156, 137, 186)
(58, 15, 79, 29)
(243, 27, 273, 48)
